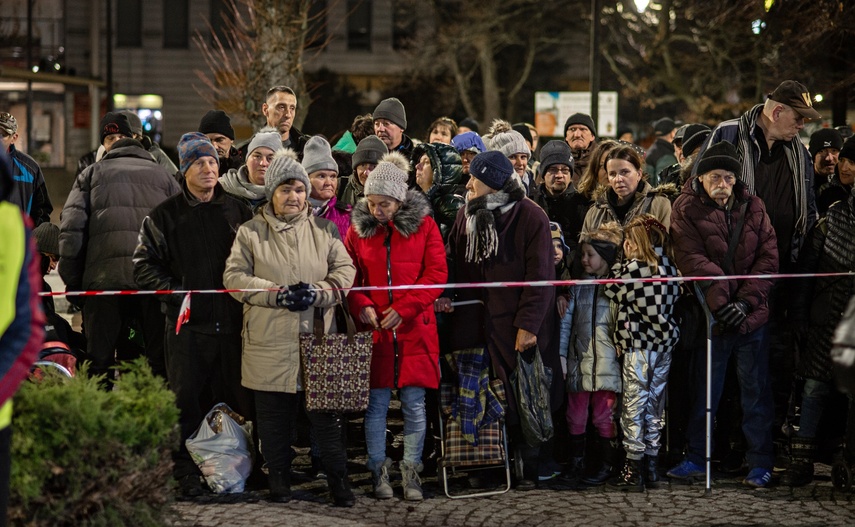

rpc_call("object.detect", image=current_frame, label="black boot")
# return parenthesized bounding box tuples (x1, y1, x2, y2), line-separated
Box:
(327, 471, 355, 507)
(645, 455, 660, 488)
(268, 468, 292, 503)
(558, 434, 586, 487)
(781, 437, 817, 487)
(608, 458, 644, 492)
(582, 437, 618, 486)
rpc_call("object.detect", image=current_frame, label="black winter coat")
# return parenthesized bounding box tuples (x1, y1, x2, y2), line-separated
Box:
(533, 185, 590, 253)
(413, 142, 464, 241)
(133, 182, 252, 334)
(791, 195, 855, 382)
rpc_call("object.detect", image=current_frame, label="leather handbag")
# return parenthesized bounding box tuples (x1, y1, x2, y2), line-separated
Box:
(299, 282, 373, 413)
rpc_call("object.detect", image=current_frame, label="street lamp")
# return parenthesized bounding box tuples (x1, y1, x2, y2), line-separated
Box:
(590, 0, 601, 128)
(634, 0, 650, 12)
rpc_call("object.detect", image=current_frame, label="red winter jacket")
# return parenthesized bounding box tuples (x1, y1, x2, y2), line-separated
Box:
(345, 191, 447, 389)
(671, 176, 778, 334)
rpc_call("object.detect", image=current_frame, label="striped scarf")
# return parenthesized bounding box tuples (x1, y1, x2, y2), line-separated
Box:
(736, 104, 808, 234)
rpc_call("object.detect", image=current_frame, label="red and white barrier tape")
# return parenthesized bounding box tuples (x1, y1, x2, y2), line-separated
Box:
(39, 271, 855, 297)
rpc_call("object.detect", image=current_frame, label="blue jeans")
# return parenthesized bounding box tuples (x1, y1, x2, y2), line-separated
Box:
(365, 387, 426, 471)
(687, 325, 774, 470)
(797, 378, 833, 439)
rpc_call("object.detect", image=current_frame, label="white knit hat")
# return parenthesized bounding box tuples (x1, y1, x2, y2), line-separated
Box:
(487, 119, 530, 157)
(364, 153, 409, 202)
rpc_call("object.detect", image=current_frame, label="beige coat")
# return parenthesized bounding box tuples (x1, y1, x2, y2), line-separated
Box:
(223, 203, 356, 393)
(582, 180, 674, 234)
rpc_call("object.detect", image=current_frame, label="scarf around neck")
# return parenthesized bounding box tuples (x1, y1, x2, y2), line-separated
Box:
(464, 191, 515, 263)
(736, 104, 808, 234)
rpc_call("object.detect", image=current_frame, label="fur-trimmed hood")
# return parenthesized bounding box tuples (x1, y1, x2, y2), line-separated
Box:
(592, 179, 678, 203)
(351, 189, 432, 238)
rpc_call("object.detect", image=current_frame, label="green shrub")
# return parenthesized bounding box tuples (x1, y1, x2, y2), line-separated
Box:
(8, 358, 180, 527)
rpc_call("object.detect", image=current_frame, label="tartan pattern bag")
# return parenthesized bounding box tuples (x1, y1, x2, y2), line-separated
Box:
(439, 379, 507, 467)
(300, 283, 373, 413)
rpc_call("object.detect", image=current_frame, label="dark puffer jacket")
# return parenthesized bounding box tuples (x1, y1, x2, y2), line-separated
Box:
(670, 175, 779, 334)
(59, 142, 181, 291)
(791, 195, 855, 382)
(533, 185, 590, 254)
(412, 142, 464, 241)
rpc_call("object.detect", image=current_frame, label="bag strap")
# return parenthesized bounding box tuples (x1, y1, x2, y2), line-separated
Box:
(722, 201, 748, 276)
(313, 277, 359, 344)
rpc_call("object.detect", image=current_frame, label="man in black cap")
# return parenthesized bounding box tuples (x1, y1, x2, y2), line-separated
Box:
(808, 128, 843, 196)
(0, 112, 52, 226)
(199, 110, 243, 176)
(534, 141, 588, 256)
(373, 97, 414, 160)
(645, 117, 678, 185)
(669, 141, 779, 489)
(60, 112, 181, 383)
(563, 113, 597, 187)
(697, 80, 821, 463)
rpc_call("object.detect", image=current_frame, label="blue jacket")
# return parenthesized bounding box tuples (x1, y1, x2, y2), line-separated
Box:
(8, 145, 52, 225)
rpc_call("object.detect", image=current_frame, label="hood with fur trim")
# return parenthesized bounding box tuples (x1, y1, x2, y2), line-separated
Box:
(592, 179, 678, 203)
(351, 189, 432, 239)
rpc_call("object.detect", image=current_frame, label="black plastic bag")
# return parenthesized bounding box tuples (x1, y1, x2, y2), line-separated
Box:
(510, 346, 554, 446)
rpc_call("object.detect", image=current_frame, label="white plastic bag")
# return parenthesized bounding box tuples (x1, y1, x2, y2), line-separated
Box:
(185, 403, 253, 493)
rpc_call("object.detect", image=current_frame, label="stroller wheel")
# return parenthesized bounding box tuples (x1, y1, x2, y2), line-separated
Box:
(831, 462, 853, 492)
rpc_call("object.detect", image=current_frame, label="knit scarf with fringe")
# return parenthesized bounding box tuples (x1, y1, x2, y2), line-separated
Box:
(464, 192, 515, 263)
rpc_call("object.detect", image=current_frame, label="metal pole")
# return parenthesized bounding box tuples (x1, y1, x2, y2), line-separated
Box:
(26, 0, 34, 153)
(590, 0, 601, 128)
(105, 0, 113, 112)
(693, 282, 713, 496)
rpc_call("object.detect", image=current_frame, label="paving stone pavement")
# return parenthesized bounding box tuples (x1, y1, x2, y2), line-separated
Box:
(171, 464, 855, 527)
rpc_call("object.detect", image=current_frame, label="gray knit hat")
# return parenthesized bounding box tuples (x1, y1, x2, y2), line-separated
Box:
(364, 157, 409, 202)
(487, 119, 530, 157)
(352, 135, 388, 169)
(33, 222, 60, 255)
(373, 97, 407, 130)
(301, 136, 338, 175)
(265, 149, 311, 201)
(120, 110, 143, 137)
(248, 129, 283, 155)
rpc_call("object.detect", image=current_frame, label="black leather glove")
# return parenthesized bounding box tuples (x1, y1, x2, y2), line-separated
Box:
(715, 300, 750, 330)
(284, 282, 317, 312)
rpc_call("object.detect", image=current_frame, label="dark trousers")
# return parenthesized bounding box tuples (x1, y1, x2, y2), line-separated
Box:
(767, 284, 796, 437)
(0, 426, 9, 527)
(165, 321, 251, 479)
(254, 391, 348, 477)
(83, 296, 165, 378)
(686, 326, 775, 470)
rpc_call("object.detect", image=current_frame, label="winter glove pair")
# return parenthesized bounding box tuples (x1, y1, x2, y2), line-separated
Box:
(715, 300, 750, 330)
(275, 282, 317, 312)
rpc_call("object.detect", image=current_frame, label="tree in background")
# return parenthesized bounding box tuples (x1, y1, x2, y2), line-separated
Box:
(398, 0, 582, 126)
(599, 0, 855, 125)
(193, 0, 328, 131)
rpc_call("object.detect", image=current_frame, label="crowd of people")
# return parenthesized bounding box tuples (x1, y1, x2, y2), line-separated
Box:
(3, 78, 855, 508)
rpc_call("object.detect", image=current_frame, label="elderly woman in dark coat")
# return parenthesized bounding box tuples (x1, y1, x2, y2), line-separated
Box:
(440, 150, 561, 488)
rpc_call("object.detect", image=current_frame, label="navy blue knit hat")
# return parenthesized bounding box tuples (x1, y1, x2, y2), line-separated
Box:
(469, 150, 514, 190)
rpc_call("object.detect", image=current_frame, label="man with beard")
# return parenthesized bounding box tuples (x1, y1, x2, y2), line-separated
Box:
(199, 110, 243, 177)
(808, 128, 843, 209)
(563, 113, 598, 188)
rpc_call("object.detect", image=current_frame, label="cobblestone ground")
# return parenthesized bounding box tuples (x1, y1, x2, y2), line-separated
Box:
(171, 460, 855, 527)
